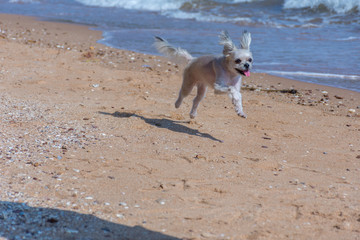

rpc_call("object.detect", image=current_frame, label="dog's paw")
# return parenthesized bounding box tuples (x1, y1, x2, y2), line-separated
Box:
(190, 111, 197, 119)
(237, 111, 247, 118)
(175, 99, 182, 108)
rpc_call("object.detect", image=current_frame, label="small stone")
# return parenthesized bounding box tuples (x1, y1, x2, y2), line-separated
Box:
(194, 154, 206, 160)
(142, 64, 153, 70)
(46, 217, 59, 223)
(65, 228, 79, 234)
(156, 199, 166, 205)
(348, 109, 356, 113)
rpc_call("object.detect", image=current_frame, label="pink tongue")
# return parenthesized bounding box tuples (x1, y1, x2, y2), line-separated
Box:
(244, 70, 250, 77)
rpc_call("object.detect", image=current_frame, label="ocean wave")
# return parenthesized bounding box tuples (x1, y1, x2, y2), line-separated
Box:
(265, 71, 360, 80)
(74, 0, 359, 27)
(283, 0, 360, 14)
(164, 11, 252, 24)
(231, 0, 257, 2)
(336, 36, 360, 41)
(75, 0, 186, 11)
(9, 0, 39, 3)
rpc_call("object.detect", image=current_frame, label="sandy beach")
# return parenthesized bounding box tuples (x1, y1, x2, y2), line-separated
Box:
(0, 14, 360, 239)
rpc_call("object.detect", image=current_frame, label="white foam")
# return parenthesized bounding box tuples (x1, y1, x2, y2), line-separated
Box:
(9, 0, 39, 3)
(231, 0, 256, 3)
(336, 36, 360, 41)
(284, 0, 360, 14)
(75, 0, 186, 11)
(164, 11, 252, 24)
(265, 70, 360, 80)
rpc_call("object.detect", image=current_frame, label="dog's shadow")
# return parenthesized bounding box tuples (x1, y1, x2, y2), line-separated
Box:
(99, 111, 223, 143)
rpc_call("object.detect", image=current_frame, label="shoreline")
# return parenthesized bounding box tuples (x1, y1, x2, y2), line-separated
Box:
(1, 13, 359, 95)
(1, 13, 360, 239)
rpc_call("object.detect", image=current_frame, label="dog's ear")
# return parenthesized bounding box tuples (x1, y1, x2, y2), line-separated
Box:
(219, 30, 236, 56)
(240, 30, 251, 50)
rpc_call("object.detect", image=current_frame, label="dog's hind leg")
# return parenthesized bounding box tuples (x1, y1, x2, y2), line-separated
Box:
(190, 83, 207, 119)
(175, 77, 196, 108)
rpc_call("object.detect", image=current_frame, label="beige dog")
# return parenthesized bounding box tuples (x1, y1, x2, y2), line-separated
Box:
(154, 30, 252, 119)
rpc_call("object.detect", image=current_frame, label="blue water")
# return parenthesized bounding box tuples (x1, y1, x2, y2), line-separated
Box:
(1, 0, 359, 91)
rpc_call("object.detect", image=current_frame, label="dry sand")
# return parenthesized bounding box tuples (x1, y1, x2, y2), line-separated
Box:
(0, 14, 359, 240)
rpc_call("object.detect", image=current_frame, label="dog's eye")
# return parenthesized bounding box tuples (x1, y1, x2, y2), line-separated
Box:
(235, 59, 241, 64)
(248, 58, 253, 62)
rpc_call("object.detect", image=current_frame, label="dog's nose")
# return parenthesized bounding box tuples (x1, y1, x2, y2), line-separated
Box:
(244, 63, 249, 69)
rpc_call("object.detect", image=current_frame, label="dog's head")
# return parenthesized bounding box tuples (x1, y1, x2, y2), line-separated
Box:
(219, 30, 253, 77)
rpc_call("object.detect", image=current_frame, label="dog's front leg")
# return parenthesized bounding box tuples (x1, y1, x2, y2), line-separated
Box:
(228, 80, 246, 118)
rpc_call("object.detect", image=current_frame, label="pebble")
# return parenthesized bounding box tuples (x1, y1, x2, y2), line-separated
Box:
(348, 109, 356, 113)
(142, 64, 152, 70)
(156, 199, 166, 205)
(65, 228, 79, 234)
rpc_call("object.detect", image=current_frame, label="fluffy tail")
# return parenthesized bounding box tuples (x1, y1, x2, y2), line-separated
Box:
(153, 36, 193, 63)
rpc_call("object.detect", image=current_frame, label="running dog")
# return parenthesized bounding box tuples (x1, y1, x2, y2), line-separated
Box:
(154, 30, 252, 119)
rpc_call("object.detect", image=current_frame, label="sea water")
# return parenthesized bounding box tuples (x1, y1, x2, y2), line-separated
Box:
(1, 0, 359, 91)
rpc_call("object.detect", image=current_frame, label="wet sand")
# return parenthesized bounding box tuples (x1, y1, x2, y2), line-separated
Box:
(0, 14, 359, 240)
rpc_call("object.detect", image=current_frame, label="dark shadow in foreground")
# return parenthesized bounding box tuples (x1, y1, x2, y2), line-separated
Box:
(0, 201, 181, 240)
(99, 111, 223, 143)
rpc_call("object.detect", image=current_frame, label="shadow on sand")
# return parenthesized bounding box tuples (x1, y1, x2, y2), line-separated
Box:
(99, 111, 223, 143)
(0, 201, 181, 240)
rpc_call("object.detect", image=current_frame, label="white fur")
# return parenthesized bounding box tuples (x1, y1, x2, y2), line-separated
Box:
(153, 36, 193, 63)
(154, 31, 253, 119)
(240, 30, 251, 50)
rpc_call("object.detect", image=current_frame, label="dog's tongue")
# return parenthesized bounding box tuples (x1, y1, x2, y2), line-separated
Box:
(244, 70, 250, 77)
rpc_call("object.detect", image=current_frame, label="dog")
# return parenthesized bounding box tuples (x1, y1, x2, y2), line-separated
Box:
(154, 30, 252, 119)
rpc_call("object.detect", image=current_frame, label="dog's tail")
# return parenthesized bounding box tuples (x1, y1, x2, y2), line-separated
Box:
(153, 36, 193, 63)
